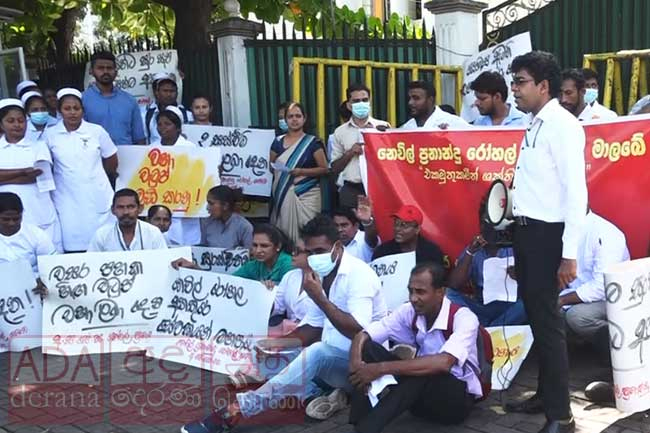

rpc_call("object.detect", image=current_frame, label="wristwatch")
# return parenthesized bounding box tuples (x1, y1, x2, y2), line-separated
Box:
(361, 217, 375, 227)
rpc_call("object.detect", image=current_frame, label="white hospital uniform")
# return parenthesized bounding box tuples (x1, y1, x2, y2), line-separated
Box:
(45, 120, 117, 251)
(0, 223, 56, 276)
(0, 135, 62, 251)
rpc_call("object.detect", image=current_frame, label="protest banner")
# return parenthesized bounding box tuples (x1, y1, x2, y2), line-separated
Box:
(191, 247, 249, 274)
(84, 49, 182, 109)
(153, 268, 275, 375)
(604, 258, 650, 413)
(363, 115, 650, 261)
(461, 32, 532, 122)
(0, 260, 42, 353)
(38, 248, 192, 355)
(116, 146, 221, 217)
(369, 252, 416, 311)
(485, 325, 534, 391)
(184, 125, 275, 197)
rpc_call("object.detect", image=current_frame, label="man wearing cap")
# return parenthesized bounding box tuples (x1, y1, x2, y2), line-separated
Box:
(82, 51, 146, 145)
(372, 205, 445, 266)
(143, 72, 192, 144)
(16, 80, 39, 99)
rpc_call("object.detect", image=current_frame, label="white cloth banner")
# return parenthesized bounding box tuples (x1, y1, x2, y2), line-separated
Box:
(152, 268, 275, 374)
(0, 260, 42, 353)
(370, 252, 416, 311)
(38, 248, 191, 355)
(191, 247, 249, 274)
(482, 256, 518, 304)
(486, 325, 534, 390)
(183, 125, 276, 197)
(84, 49, 182, 109)
(461, 32, 532, 122)
(604, 258, 650, 413)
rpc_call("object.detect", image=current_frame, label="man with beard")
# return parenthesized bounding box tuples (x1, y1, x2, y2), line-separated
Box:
(559, 69, 592, 121)
(88, 189, 167, 252)
(400, 81, 469, 130)
(82, 51, 146, 145)
(470, 71, 526, 126)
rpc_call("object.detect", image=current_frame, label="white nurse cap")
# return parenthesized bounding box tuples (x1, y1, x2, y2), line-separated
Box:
(56, 88, 83, 100)
(16, 80, 38, 95)
(20, 90, 43, 105)
(162, 105, 183, 123)
(0, 98, 24, 111)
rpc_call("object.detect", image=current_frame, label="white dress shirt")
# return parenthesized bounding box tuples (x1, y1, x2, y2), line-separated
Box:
(512, 99, 588, 259)
(45, 120, 117, 251)
(559, 212, 630, 303)
(579, 101, 618, 121)
(150, 135, 201, 246)
(0, 223, 56, 275)
(87, 220, 168, 252)
(272, 268, 312, 322)
(400, 106, 470, 130)
(300, 252, 387, 351)
(344, 229, 377, 263)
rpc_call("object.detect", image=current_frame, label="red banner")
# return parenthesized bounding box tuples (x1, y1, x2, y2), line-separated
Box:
(364, 115, 650, 262)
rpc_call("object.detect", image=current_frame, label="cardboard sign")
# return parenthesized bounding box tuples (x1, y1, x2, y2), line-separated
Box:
(191, 247, 249, 274)
(370, 252, 416, 311)
(486, 325, 534, 390)
(116, 146, 221, 217)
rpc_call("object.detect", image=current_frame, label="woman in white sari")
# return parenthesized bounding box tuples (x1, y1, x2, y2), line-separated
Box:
(270, 102, 328, 243)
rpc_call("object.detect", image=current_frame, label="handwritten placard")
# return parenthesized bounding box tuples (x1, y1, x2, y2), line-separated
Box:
(84, 49, 182, 109)
(183, 125, 275, 197)
(152, 268, 275, 374)
(191, 247, 249, 274)
(370, 252, 416, 311)
(0, 260, 42, 353)
(38, 248, 192, 355)
(604, 258, 650, 413)
(461, 32, 532, 122)
(116, 146, 221, 217)
(485, 325, 534, 390)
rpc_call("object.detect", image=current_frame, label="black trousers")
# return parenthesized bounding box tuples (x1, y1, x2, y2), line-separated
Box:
(513, 221, 571, 420)
(349, 341, 473, 433)
(339, 181, 366, 210)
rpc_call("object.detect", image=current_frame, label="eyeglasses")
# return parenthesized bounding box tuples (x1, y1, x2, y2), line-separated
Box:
(393, 220, 417, 230)
(511, 78, 535, 87)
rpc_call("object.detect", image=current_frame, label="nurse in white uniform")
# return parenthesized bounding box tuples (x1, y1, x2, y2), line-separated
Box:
(22, 91, 59, 143)
(0, 98, 62, 251)
(45, 88, 118, 252)
(149, 106, 203, 246)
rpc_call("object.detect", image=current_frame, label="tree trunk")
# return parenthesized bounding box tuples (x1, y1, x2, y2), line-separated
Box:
(168, 0, 212, 51)
(49, 6, 82, 68)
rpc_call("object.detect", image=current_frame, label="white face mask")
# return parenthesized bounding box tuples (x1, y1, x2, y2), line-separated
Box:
(584, 88, 598, 105)
(307, 244, 339, 278)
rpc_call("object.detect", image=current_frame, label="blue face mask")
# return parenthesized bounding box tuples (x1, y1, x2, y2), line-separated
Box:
(351, 101, 370, 119)
(29, 111, 49, 126)
(584, 88, 598, 105)
(279, 119, 288, 132)
(307, 244, 339, 278)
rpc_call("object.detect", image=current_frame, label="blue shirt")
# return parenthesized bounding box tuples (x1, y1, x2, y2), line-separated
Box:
(457, 247, 514, 302)
(82, 84, 146, 145)
(473, 104, 526, 127)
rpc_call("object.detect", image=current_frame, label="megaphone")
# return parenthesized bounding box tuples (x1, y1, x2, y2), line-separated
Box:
(486, 179, 513, 230)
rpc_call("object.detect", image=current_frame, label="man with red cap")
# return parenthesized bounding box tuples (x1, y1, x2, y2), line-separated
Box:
(372, 204, 445, 266)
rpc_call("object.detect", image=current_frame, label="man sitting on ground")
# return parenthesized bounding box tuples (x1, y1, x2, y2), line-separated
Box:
(445, 201, 527, 326)
(180, 214, 387, 433)
(345, 262, 481, 433)
(88, 188, 167, 252)
(333, 196, 379, 263)
(372, 204, 445, 266)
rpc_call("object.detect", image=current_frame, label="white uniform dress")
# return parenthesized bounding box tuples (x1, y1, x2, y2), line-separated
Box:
(150, 134, 201, 246)
(87, 220, 168, 252)
(0, 135, 62, 251)
(45, 120, 117, 251)
(0, 222, 57, 276)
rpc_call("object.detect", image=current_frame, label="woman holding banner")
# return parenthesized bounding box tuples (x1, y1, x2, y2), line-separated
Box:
(0, 98, 62, 252)
(150, 106, 201, 246)
(269, 102, 328, 243)
(45, 88, 118, 252)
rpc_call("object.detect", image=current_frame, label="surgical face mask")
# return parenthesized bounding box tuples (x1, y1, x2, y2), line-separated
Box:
(351, 101, 370, 119)
(29, 111, 49, 126)
(278, 119, 288, 132)
(584, 88, 598, 105)
(307, 244, 339, 278)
